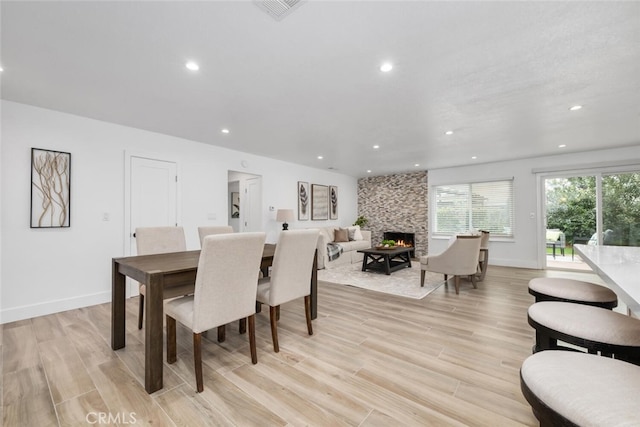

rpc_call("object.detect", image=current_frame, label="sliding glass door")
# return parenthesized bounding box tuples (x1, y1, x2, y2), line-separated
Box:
(602, 172, 640, 246)
(544, 169, 640, 269)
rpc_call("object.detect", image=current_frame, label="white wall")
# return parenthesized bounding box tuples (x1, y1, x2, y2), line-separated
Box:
(0, 101, 358, 323)
(428, 146, 640, 269)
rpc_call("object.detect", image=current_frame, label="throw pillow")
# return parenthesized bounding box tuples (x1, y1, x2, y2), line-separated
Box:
(348, 225, 364, 241)
(334, 228, 349, 242)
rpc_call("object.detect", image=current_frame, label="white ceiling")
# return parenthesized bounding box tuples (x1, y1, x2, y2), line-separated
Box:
(2, 1, 639, 177)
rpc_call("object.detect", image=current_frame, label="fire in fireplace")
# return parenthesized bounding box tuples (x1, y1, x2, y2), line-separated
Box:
(383, 232, 416, 256)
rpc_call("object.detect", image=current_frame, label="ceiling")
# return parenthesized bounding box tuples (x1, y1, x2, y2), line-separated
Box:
(2, 1, 639, 177)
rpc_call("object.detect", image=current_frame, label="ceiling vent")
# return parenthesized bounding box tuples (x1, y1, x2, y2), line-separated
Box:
(254, 0, 306, 21)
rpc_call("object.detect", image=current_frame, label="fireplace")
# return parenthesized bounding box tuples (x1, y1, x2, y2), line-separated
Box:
(383, 231, 415, 257)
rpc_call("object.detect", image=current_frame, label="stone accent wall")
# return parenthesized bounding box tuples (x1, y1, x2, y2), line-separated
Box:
(357, 171, 428, 257)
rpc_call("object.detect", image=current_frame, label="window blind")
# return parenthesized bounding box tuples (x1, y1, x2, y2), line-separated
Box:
(434, 179, 514, 237)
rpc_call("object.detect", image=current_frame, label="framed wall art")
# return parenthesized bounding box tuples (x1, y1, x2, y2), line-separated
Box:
(311, 184, 328, 220)
(329, 185, 338, 220)
(298, 181, 309, 220)
(31, 148, 71, 228)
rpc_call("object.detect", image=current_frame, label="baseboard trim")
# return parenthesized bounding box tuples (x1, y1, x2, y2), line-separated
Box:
(1, 291, 112, 324)
(490, 258, 541, 269)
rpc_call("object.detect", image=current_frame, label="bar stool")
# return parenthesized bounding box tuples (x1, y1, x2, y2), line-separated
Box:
(528, 277, 617, 309)
(528, 301, 640, 365)
(520, 351, 640, 426)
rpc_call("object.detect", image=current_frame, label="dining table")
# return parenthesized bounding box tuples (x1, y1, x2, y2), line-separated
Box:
(111, 243, 318, 393)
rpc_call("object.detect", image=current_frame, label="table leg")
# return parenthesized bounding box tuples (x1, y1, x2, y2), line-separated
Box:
(111, 260, 126, 350)
(145, 272, 164, 393)
(384, 255, 391, 275)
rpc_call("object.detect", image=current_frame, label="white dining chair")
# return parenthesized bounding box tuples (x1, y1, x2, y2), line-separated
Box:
(197, 225, 236, 341)
(135, 226, 187, 329)
(256, 229, 319, 352)
(165, 232, 266, 392)
(197, 225, 234, 246)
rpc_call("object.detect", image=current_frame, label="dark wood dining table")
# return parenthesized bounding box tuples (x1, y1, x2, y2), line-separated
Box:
(111, 243, 318, 393)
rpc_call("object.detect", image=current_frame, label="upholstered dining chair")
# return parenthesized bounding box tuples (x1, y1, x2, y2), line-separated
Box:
(256, 229, 319, 353)
(165, 232, 266, 392)
(135, 226, 187, 329)
(197, 225, 234, 246)
(420, 235, 482, 294)
(197, 225, 236, 341)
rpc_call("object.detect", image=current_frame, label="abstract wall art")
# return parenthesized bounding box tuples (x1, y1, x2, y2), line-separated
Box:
(31, 148, 71, 228)
(311, 184, 328, 220)
(298, 181, 309, 220)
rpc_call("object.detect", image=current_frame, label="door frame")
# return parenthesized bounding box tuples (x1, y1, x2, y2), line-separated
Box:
(123, 150, 182, 257)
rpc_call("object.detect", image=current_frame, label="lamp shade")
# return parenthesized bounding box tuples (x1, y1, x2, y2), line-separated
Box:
(276, 209, 294, 223)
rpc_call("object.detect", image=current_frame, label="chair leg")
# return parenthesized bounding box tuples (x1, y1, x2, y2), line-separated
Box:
(269, 305, 279, 353)
(217, 325, 226, 342)
(193, 332, 203, 393)
(471, 273, 478, 289)
(420, 270, 426, 287)
(479, 257, 488, 281)
(239, 318, 247, 334)
(276, 306, 281, 321)
(166, 315, 176, 364)
(138, 294, 144, 330)
(534, 330, 557, 352)
(248, 314, 258, 364)
(454, 276, 460, 294)
(304, 295, 313, 336)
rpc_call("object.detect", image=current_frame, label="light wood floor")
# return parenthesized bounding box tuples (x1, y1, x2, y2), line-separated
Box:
(1, 265, 607, 426)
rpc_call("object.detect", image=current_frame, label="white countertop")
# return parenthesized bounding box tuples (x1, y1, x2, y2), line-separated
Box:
(574, 244, 640, 316)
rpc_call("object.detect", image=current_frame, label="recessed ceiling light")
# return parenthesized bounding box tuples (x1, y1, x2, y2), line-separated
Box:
(367, 170, 372, 173)
(414, 163, 420, 167)
(0, 66, 3, 72)
(317, 156, 323, 160)
(185, 61, 199, 71)
(569, 105, 582, 111)
(373, 145, 380, 149)
(380, 62, 393, 72)
(221, 128, 230, 134)
(558, 144, 567, 148)
(471, 156, 477, 160)
(445, 130, 454, 135)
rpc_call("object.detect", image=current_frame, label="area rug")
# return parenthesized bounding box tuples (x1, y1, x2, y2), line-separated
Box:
(317, 261, 446, 299)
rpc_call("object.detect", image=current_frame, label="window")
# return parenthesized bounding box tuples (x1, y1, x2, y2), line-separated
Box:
(433, 179, 514, 237)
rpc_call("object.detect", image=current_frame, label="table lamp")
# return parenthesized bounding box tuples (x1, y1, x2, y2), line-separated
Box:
(276, 209, 294, 231)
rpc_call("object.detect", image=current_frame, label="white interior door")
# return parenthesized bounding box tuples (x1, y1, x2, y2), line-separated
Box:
(243, 176, 262, 232)
(128, 155, 178, 294)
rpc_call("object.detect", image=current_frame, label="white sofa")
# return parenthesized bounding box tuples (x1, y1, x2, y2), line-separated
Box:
(314, 226, 372, 269)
